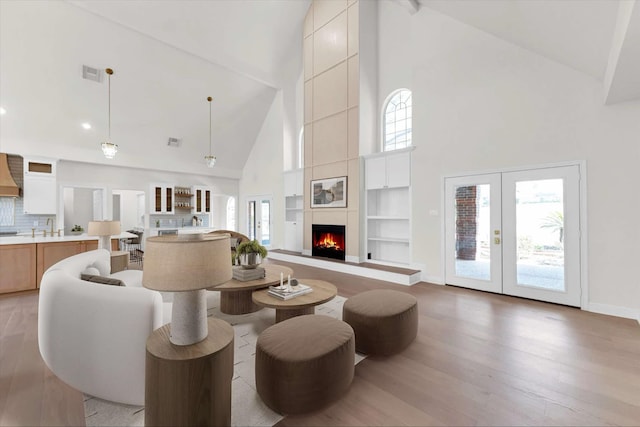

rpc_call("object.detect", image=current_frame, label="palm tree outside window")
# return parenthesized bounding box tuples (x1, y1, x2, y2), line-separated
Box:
(383, 89, 412, 152)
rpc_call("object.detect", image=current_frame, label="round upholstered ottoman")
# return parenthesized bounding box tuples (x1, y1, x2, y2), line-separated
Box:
(342, 289, 418, 356)
(255, 315, 355, 415)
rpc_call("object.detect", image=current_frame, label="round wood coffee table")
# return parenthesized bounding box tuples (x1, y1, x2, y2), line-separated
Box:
(208, 264, 293, 315)
(252, 279, 337, 323)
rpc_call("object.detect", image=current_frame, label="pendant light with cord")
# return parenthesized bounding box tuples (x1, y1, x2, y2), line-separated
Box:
(204, 96, 216, 167)
(101, 68, 118, 159)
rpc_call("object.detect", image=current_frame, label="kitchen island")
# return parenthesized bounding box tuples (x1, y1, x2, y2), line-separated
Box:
(0, 232, 137, 294)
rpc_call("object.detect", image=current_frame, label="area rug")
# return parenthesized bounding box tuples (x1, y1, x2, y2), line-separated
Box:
(84, 292, 364, 427)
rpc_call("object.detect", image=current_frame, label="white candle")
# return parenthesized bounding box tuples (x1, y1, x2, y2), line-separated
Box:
(287, 275, 291, 286)
(280, 272, 283, 287)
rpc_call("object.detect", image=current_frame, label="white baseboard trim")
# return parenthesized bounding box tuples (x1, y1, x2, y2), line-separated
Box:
(345, 255, 360, 264)
(268, 251, 420, 286)
(585, 302, 640, 321)
(423, 275, 444, 285)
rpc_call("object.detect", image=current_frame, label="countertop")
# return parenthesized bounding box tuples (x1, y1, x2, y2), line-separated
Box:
(0, 231, 138, 246)
(150, 227, 217, 234)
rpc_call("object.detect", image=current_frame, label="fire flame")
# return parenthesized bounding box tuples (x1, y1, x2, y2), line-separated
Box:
(315, 233, 342, 250)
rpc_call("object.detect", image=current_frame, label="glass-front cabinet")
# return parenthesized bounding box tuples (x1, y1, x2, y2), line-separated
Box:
(151, 184, 174, 214)
(193, 186, 211, 214)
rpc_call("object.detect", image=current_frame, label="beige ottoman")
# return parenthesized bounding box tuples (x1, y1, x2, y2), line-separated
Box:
(342, 289, 418, 356)
(255, 315, 355, 415)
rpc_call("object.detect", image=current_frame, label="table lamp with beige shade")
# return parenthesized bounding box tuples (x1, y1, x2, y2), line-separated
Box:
(143, 233, 235, 425)
(87, 220, 121, 252)
(142, 233, 232, 345)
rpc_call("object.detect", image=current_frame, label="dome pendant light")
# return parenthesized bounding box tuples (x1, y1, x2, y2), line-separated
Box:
(204, 96, 216, 168)
(101, 68, 118, 159)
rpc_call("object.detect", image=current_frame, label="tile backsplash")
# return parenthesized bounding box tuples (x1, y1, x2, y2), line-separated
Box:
(149, 213, 209, 229)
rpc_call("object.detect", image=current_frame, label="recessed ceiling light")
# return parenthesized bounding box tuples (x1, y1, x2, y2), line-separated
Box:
(81, 122, 92, 130)
(0, 107, 6, 115)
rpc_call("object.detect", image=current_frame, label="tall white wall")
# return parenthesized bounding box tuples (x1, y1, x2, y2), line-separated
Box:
(378, 1, 640, 318)
(239, 91, 285, 248)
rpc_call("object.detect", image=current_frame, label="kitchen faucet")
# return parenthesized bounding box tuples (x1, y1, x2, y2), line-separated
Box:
(47, 217, 54, 236)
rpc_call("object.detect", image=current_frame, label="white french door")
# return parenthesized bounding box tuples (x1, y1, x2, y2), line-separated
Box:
(246, 196, 272, 248)
(445, 165, 581, 307)
(445, 174, 503, 294)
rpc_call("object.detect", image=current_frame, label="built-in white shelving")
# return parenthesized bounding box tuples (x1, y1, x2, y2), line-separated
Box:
(364, 148, 413, 265)
(283, 169, 304, 252)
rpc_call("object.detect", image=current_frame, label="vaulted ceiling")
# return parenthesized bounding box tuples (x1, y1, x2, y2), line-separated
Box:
(0, 0, 310, 179)
(417, 0, 640, 103)
(1, 0, 637, 179)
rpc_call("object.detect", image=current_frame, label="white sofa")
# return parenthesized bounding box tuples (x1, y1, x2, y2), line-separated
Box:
(38, 249, 169, 406)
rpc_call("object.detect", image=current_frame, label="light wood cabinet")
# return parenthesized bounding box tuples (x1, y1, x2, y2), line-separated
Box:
(0, 244, 37, 293)
(0, 238, 112, 294)
(35, 240, 98, 288)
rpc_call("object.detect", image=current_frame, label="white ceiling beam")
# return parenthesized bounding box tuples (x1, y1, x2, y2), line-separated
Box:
(392, 0, 421, 15)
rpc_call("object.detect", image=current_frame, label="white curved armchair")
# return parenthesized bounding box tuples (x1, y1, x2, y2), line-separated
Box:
(38, 249, 167, 405)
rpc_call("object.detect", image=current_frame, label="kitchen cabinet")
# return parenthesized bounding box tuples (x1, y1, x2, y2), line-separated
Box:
(364, 149, 413, 266)
(0, 244, 37, 293)
(193, 186, 211, 214)
(283, 170, 304, 252)
(151, 184, 174, 214)
(23, 157, 58, 214)
(36, 240, 99, 287)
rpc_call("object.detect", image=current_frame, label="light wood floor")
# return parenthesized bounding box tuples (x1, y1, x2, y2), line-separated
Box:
(1, 260, 639, 426)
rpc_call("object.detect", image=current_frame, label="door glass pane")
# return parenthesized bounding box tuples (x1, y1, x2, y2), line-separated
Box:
(515, 179, 565, 291)
(454, 184, 491, 280)
(247, 201, 256, 241)
(260, 200, 271, 246)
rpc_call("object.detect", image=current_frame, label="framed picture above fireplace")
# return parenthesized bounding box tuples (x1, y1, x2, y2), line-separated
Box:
(311, 176, 347, 208)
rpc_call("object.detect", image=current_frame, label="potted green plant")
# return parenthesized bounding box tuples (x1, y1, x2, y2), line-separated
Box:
(235, 240, 268, 269)
(69, 225, 84, 235)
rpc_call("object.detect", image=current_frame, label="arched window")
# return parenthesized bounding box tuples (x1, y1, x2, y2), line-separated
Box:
(383, 89, 412, 152)
(226, 197, 236, 230)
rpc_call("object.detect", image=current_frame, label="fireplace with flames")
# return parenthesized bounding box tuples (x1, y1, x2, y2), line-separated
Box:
(312, 224, 345, 261)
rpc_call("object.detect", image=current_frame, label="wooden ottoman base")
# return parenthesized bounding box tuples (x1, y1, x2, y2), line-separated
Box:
(342, 289, 418, 356)
(255, 315, 355, 415)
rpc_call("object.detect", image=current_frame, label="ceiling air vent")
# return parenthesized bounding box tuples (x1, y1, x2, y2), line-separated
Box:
(82, 65, 103, 83)
(167, 137, 182, 147)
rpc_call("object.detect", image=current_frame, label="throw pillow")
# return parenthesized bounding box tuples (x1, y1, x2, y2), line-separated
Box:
(80, 274, 124, 286)
(82, 267, 101, 276)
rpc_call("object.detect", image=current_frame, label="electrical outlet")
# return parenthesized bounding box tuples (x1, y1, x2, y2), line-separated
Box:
(33, 220, 38, 227)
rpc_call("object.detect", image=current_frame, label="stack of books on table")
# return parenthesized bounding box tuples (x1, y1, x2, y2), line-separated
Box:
(232, 266, 265, 281)
(268, 284, 313, 300)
